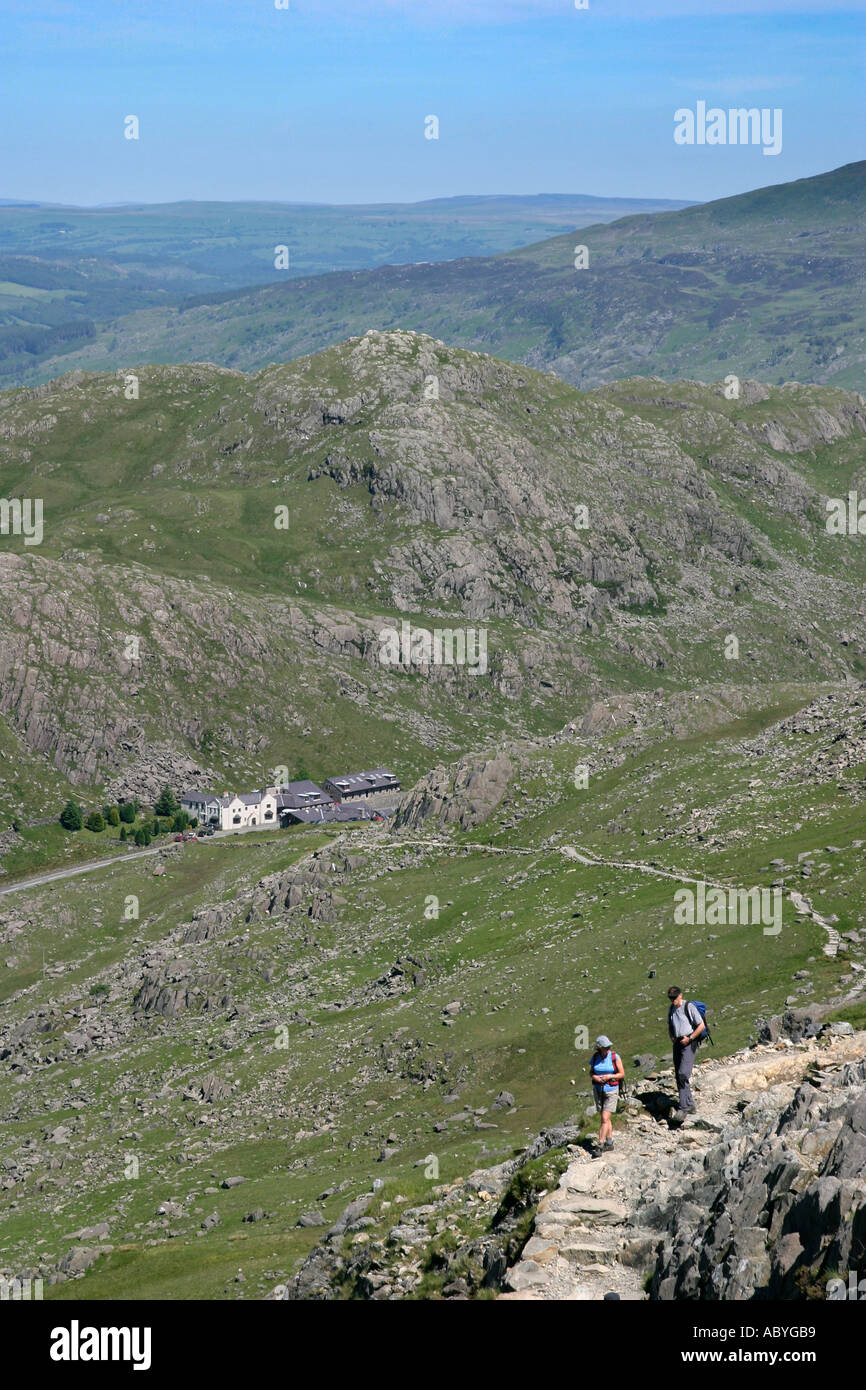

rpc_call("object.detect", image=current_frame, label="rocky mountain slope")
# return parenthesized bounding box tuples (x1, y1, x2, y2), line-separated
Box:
(21, 162, 865, 393)
(1, 329, 865, 831)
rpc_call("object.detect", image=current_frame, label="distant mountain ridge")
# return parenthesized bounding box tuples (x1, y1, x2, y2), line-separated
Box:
(13, 161, 863, 393)
(0, 190, 691, 385)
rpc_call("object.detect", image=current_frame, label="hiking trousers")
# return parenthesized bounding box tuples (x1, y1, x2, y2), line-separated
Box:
(673, 1038, 698, 1110)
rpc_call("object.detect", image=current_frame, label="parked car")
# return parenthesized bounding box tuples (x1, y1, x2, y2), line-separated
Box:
(174, 833, 184, 842)
(206, 827, 216, 836)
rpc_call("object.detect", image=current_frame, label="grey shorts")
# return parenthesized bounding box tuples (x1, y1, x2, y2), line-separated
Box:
(594, 1091, 618, 1114)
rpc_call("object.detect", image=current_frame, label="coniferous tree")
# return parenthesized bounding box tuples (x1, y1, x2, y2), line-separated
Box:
(60, 800, 84, 831)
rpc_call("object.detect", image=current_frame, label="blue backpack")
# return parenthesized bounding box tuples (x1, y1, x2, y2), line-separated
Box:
(669, 999, 714, 1046)
(688, 1000, 714, 1047)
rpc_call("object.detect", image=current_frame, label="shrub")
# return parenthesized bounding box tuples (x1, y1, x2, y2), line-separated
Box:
(85, 811, 105, 833)
(171, 810, 190, 832)
(107, 806, 120, 827)
(118, 802, 136, 824)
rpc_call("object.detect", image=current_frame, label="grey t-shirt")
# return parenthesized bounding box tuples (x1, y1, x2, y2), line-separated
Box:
(670, 1001, 701, 1040)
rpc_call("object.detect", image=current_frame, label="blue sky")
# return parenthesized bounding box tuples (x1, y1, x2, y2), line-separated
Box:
(1, 0, 862, 205)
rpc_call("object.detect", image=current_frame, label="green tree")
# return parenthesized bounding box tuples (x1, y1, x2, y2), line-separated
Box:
(171, 810, 190, 832)
(119, 825, 127, 842)
(134, 826, 152, 847)
(59, 800, 83, 831)
(154, 786, 179, 817)
(118, 802, 136, 824)
(85, 811, 105, 833)
(107, 806, 120, 827)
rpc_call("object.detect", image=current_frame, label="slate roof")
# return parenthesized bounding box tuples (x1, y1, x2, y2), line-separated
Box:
(276, 780, 334, 811)
(324, 770, 400, 795)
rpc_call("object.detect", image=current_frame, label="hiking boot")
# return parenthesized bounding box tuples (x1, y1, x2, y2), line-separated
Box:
(603, 1139, 614, 1151)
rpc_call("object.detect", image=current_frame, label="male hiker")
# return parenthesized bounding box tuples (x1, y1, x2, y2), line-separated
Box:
(589, 1034, 625, 1154)
(667, 986, 705, 1120)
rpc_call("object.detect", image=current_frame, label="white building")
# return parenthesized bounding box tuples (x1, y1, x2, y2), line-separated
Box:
(181, 788, 279, 830)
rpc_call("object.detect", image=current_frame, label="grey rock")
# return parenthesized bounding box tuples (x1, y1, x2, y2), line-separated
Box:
(297, 1210, 326, 1227)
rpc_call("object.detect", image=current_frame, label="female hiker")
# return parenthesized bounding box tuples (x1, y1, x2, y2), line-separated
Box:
(589, 1034, 625, 1155)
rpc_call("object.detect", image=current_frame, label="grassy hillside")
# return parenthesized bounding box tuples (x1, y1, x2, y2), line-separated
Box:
(1, 323, 865, 1300)
(17, 162, 864, 392)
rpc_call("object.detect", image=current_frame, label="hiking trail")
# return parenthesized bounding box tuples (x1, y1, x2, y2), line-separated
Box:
(500, 1030, 866, 1300)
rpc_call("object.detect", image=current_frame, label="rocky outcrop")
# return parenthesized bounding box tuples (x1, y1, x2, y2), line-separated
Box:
(393, 752, 513, 832)
(654, 1052, 866, 1299)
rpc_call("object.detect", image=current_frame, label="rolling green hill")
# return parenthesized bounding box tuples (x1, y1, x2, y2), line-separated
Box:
(1, 680, 864, 1300)
(0, 328, 864, 824)
(0, 192, 690, 385)
(16, 162, 865, 393)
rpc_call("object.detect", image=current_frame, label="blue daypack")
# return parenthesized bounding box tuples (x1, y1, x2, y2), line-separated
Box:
(689, 1000, 713, 1046)
(669, 999, 714, 1046)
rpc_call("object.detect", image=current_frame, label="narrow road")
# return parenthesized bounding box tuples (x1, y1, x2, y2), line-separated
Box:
(0, 846, 162, 897)
(384, 834, 840, 956)
(0, 820, 341, 900)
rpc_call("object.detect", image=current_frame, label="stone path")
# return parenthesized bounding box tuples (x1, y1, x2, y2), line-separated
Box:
(501, 1031, 866, 1300)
